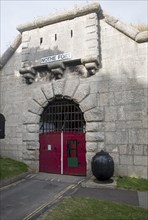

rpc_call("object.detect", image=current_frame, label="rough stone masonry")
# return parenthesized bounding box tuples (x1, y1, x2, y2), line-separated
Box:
(0, 3, 148, 178)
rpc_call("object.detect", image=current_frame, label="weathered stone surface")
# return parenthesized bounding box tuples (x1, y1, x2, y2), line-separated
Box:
(17, 3, 101, 32)
(26, 142, 39, 150)
(118, 145, 127, 154)
(28, 99, 43, 114)
(120, 155, 133, 165)
(136, 31, 148, 43)
(105, 106, 117, 121)
(23, 112, 40, 124)
(47, 62, 65, 70)
(114, 90, 145, 105)
(104, 122, 116, 131)
(86, 151, 96, 174)
(86, 132, 104, 142)
(22, 42, 29, 49)
(0, 48, 15, 68)
(115, 21, 139, 40)
(80, 94, 97, 112)
(86, 122, 100, 132)
(0, 34, 21, 68)
(127, 145, 135, 155)
(132, 145, 144, 155)
(97, 142, 105, 151)
(99, 92, 115, 106)
(143, 145, 148, 156)
(63, 79, 79, 98)
(84, 107, 104, 122)
(22, 31, 30, 42)
(97, 80, 109, 93)
(126, 111, 144, 121)
(90, 81, 99, 94)
(129, 129, 148, 145)
(22, 149, 39, 160)
(23, 133, 39, 142)
(85, 62, 98, 70)
(110, 152, 119, 164)
(51, 68, 64, 79)
(73, 83, 90, 103)
(126, 121, 143, 128)
(26, 124, 39, 133)
(41, 83, 54, 101)
(115, 164, 128, 176)
(127, 165, 147, 179)
(105, 14, 118, 27)
(33, 88, 48, 107)
(106, 132, 128, 144)
(86, 142, 98, 152)
(52, 79, 65, 96)
(86, 122, 105, 132)
(106, 145, 118, 153)
(0, 3, 148, 180)
(134, 155, 147, 166)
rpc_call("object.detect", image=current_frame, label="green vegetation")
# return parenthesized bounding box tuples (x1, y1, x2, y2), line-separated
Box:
(0, 157, 28, 180)
(44, 197, 148, 220)
(117, 176, 148, 192)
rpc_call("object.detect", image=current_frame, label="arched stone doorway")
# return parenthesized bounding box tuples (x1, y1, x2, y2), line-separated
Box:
(23, 79, 104, 175)
(39, 98, 86, 176)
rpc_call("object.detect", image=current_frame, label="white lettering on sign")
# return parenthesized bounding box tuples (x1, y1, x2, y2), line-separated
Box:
(41, 52, 71, 64)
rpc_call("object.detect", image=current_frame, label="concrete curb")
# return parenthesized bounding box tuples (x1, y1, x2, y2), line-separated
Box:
(0, 172, 31, 189)
(138, 191, 148, 209)
(81, 176, 117, 189)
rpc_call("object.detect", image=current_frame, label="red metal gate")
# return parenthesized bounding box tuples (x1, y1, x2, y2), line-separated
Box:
(39, 132, 61, 173)
(39, 99, 86, 176)
(63, 132, 86, 176)
(39, 131, 86, 175)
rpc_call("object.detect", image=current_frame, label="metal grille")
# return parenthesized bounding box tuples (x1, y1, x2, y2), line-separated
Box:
(40, 98, 85, 133)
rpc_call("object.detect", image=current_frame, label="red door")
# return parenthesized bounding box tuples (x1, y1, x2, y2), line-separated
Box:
(63, 132, 86, 176)
(39, 132, 61, 173)
(39, 131, 86, 175)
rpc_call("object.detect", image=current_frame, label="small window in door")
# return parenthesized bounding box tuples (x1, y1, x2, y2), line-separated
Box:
(67, 140, 78, 167)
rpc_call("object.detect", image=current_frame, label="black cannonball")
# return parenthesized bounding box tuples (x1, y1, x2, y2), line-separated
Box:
(91, 150, 114, 181)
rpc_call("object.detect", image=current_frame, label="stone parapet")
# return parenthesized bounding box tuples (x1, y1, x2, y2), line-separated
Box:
(0, 34, 22, 69)
(17, 3, 103, 32)
(104, 14, 148, 43)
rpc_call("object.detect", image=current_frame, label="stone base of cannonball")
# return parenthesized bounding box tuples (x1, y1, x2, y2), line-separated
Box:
(81, 176, 117, 189)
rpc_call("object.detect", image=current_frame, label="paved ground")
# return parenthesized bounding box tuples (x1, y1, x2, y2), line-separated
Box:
(0, 173, 84, 220)
(71, 187, 139, 206)
(0, 173, 147, 220)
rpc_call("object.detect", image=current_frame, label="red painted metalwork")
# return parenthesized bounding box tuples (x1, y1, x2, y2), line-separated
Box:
(39, 132, 61, 173)
(39, 131, 86, 176)
(63, 132, 86, 176)
(39, 98, 86, 176)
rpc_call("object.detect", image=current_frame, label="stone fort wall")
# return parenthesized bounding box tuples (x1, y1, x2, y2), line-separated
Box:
(0, 3, 147, 178)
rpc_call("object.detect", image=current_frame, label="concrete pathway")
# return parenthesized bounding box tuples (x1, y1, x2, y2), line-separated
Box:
(0, 173, 147, 220)
(0, 173, 84, 220)
(80, 176, 148, 209)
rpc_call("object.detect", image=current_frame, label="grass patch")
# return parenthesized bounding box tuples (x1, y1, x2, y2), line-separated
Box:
(0, 157, 28, 180)
(117, 176, 148, 192)
(44, 197, 148, 220)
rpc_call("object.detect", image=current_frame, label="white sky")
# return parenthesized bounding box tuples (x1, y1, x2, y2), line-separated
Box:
(0, 0, 148, 55)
